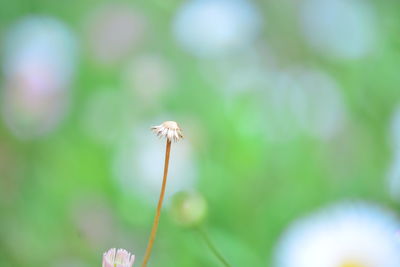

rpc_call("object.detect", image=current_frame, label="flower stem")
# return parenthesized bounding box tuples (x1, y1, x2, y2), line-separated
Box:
(141, 139, 172, 267)
(197, 227, 231, 267)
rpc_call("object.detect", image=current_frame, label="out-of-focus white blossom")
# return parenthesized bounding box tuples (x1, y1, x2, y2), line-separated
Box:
(275, 202, 400, 267)
(173, 0, 262, 58)
(300, 0, 376, 59)
(2, 16, 77, 139)
(386, 107, 400, 202)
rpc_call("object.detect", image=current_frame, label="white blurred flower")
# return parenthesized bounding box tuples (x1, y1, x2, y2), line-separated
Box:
(387, 153, 400, 203)
(2, 16, 77, 139)
(386, 107, 400, 202)
(275, 202, 400, 267)
(85, 3, 146, 64)
(300, 0, 376, 59)
(389, 107, 400, 153)
(264, 67, 345, 141)
(113, 122, 197, 202)
(173, 0, 262, 58)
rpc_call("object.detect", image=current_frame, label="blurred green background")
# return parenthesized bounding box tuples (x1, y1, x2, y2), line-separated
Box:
(1, 0, 400, 266)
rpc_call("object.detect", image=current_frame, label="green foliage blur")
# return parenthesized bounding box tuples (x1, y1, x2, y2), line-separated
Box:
(1, 0, 400, 266)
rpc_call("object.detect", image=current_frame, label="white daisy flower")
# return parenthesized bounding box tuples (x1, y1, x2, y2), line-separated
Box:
(274, 202, 400, 267)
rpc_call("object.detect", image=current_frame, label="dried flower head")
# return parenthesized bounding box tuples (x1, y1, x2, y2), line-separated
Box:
(142, 121, 182, 267)
(103, 248, 135, 267)
(151, 121, 183, 142)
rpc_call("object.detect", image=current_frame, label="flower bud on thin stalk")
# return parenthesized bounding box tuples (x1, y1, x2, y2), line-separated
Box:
(170, 191, 231, 267)
(101, 123, 230, 267)
(170, 191, 207, 227)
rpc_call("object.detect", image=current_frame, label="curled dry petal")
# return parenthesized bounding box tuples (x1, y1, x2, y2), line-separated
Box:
(151, 121, 183, 142)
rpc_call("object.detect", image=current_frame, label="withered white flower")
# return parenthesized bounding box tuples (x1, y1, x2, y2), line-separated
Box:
(151, 121, 183, 142)
(143, 120, 183, 267)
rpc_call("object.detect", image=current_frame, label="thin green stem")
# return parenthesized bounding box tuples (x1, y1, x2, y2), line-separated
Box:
(196, 227, 231, 267)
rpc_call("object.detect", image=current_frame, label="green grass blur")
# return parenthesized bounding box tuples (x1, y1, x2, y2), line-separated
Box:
(1, 0, 400, 266)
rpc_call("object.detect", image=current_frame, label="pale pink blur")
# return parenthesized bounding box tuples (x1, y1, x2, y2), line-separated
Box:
(102, 248, 135, 267)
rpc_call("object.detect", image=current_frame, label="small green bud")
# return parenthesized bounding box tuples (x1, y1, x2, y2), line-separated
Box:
(170, 191, 208, 227)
